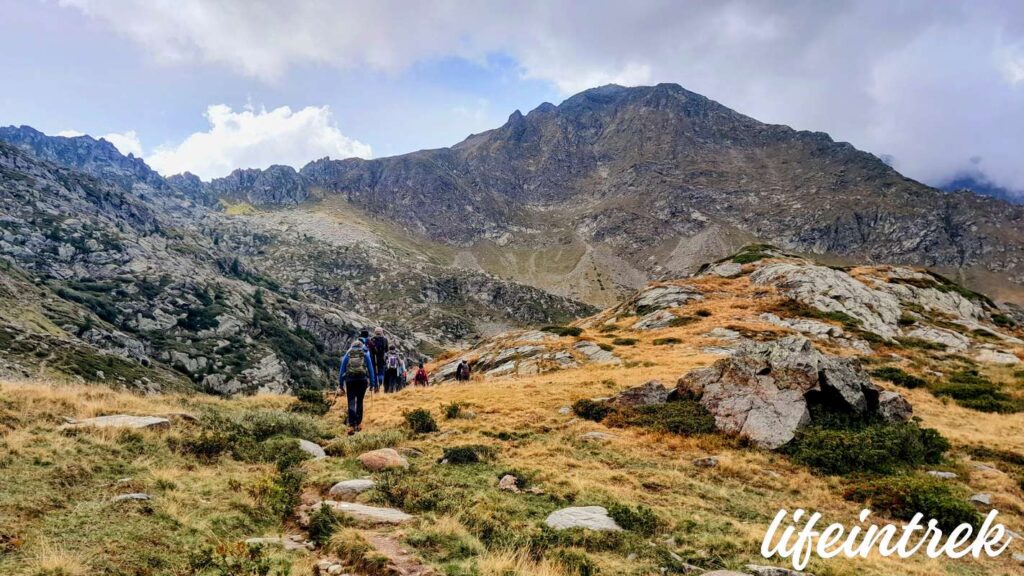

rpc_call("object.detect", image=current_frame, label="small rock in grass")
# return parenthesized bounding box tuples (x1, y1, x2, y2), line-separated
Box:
(926, 471, 957, 480)
(358, 448, 409, 471)
(298, 439, 327, 460)
(498, 474, 521, 493)
(970, 493, 993, 506)
(579, 431, 617, 442)
(693, 456, 719, 468)
(111, 493, 150, 503)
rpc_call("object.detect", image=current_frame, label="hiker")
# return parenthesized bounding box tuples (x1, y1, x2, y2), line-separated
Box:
(383, 345, 402, 393)
(397, 353, 409, 390)
(456, 360, 471, 382)
(339, 338, 376, 435)
(369, 327, 389, 392)
(414, 362, 429, 386)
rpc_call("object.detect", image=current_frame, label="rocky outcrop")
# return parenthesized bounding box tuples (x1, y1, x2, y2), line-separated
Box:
(609, 380, 671, 408)
(544, 506, 622, 531)
(676, 336, 910, 449)
(61, 415, 171, 430)
(207, 165, 311, 206)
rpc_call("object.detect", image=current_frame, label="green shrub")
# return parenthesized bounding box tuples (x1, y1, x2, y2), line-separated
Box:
(188, 541, 289, 576)
(870, 367, 927, 389)
(597, 342, 615, 352)
(572, 399, 612, 422)
(598, 324, 619, 333)
(308, 503, 340, 546)
(547, 548, 599, 576)
(168, 431, 232, 462)
(653, 337, 681, 346)
(844, 475, 981, 531)
(607, 503, 660, 535)
(992, 314, 1017, 328)
(611, 338, 637, 346)
(404, 408, 439, 434)
(265, 468, 305, 521)
(931, 370, 1024, 413)
(695, 309, 712, 318)
(441, 444, 495, 464)
(542, 326, 583, 337)
(232, 410, 323, 443)
(971, 328, 998, 340)
(290, 388, 333, 416)
(788, 422, 948, 476)
(897, 314, 917, 327)
(776, 299, 861, 328)
(895, 337, 945, 351)
(605, 400, 716, 436)
(443, 402, 464, 420)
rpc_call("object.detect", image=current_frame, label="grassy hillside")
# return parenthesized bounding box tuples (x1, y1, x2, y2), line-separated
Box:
(3, 260, 1024, 575)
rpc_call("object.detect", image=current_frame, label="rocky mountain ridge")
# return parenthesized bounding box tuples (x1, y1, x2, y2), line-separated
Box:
(187, 84, 1024, 306)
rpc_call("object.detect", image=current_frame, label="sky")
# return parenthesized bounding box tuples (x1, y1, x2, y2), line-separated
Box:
(2, 1, 1023, 196)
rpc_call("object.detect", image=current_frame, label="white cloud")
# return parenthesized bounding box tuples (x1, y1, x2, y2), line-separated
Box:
(57, 128, 144, 157)
(145, 104, 371, 179)
(60, 0, 1024, 193)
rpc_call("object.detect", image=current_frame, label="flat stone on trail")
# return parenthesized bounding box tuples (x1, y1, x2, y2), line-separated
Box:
(245, 536, 313, 551)
(970, 493, 993, 506)
(111, 493, 150, 503)
(358, 448, 409, 471)
(545, 506, 622, 531)
(298, 439, 327, 460)
(328, 478, 375, 500)
(579, 431, 617, 442)
(61, 415, 170, 430)
(321, 500, 414, 524)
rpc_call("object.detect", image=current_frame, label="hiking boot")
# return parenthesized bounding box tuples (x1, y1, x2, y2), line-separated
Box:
(347, 427, 356, 436)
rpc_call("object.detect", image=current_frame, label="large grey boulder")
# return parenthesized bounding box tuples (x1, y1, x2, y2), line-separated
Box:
(677, 336, 910, 449)
(632, 310, 680, 330)
(619, 283, 703, 316)
(574, 341, 621, 365)
(751, 263, 902, 339)
(297, 439, 327, 460)
(545, 506, 622, 531)
(905, 326, 970, 352)
(328, 478, 375, 501)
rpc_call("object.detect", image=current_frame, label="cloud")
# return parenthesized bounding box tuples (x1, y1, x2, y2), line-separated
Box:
(60, 0, 1024, 195)
(145, 104, 372, 179)
(58, 128, 144, 157)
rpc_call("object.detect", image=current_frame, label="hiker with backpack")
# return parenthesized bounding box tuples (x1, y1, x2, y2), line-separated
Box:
(455, 360, 471, 382)
(383, 346, 402, 393)
(414, 362, 429, 386)
(339, 338, 376, 435)
(369, 327, 389, 393)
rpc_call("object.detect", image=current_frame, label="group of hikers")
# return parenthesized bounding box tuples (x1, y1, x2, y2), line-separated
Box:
(337, 327, 431, 435)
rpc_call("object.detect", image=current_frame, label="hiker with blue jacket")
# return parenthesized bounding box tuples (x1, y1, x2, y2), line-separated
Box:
(339, 338, 376, 435)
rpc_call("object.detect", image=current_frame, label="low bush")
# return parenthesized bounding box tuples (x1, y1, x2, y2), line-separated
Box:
(188, 541, 290, 576)
(542, 325, 583, 337)
(694, 309, 712, 318)
(547, 548, 599, 576)
(308, 503, 341, 546)
(605, 400, 717, 436)
(328, 529, 391, 575)
(787, 421, 948, 476)
(843, 474, 981, 531)
(870, 367, 927, 389)
(572, 399, 612, 422)
(597, 343, 615, 352)
(991, 313, 1017, 328)
(653, 337, 681, 346)
(931, 369, 1024, 414)
(607, 503, 661, 535)
(404, 408, 439, 434)
(441, 444, 496, 465)
(894, 337, 945, 351)
(443, 401, 464, 419)
(611, 338, 638, 346)
(897, 314, 918, 327)
(290, 388, 333, 416)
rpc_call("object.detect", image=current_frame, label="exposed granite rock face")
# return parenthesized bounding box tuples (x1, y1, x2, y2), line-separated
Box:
(609, 381, 671, 408)
(207, 165, 311, 206)
(676, 336, 911, 449)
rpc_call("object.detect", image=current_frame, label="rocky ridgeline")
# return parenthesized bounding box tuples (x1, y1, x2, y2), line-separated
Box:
(0, 129, 594, 393)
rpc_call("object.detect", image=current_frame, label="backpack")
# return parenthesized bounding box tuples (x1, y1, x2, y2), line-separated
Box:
(346, 346, 368, 378)
(386, 353, 400, 370)
(371, 335, 389, 356)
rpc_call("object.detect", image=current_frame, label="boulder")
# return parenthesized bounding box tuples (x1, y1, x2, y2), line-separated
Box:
(627, 284, 704, 315)
(970, 493, 993, 506)
(298, 439, 327, 460)
(693, 456, 719, 468)
(608, 380, 670, 408)
(61, 415, 170, 431)
(328, 478, 375, 500)
(975, 349, 1020, 365)
(876, 391, 913, 422)
(245, 536, 313, 551)
(574, 341, 621, 365)
(498, 474, 520, 493)
(676, 336, 910, 449)
(544, 506, 622, 531)
(905, 326, 970, 352)
(707, 261, 744, 278)
(632, 310, 680, 330)
(358, 448, 409, 471)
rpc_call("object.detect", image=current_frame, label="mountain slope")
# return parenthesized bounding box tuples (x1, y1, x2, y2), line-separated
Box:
(212, 83, 1024, 305)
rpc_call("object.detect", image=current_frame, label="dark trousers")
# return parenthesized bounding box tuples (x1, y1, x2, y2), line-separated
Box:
(371, 357, 385, 391)
(345, 378, 368, 427)
(384, 368, 399, 393)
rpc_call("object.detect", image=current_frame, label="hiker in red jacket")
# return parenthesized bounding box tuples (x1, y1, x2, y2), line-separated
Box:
(414, 362, 429, 386)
